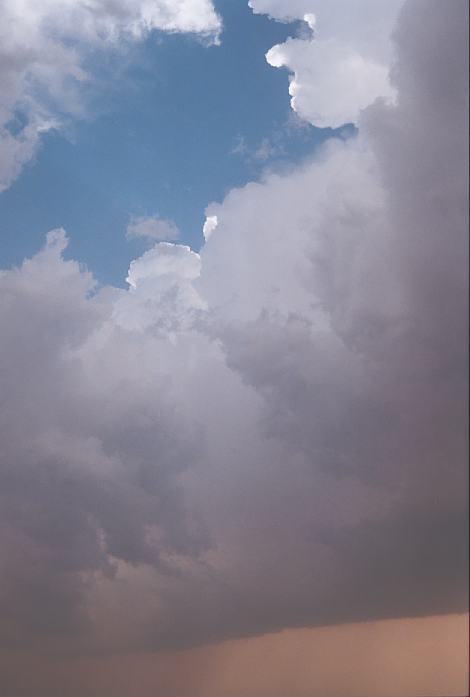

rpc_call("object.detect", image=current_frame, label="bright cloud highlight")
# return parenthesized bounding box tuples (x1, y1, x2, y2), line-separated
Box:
(250, 0, 402, 127)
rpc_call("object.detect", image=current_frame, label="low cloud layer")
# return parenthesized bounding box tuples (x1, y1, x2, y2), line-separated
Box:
(0, 0, 468, 659)
(0, 0, 221, 191)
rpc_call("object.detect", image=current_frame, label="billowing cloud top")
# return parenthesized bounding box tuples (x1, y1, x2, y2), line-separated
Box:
(0, 0, 468, 661)
(250, 0, 403, 127)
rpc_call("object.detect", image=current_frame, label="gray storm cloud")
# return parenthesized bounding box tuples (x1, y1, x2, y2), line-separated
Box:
(0, 0, 468, 656)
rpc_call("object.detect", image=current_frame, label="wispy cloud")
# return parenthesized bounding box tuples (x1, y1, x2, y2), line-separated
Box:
(0, 0, 221, 191)
(126, 215, 180, 243)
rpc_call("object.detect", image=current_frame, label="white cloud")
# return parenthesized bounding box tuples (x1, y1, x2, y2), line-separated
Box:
(0, 0, 467, 660)
(266, 38, 395, 129)
(202, 215, 218, 240)
(114, 242, 206, 332)
(0, 0, 221, 191)
(250, 0, 403, 127)
(126, 215, 180, 242)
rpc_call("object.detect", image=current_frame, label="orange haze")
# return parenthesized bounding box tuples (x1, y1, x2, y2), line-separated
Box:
(1, 613, 468, 697)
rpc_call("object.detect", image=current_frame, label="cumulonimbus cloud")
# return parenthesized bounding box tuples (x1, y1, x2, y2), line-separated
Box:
(0, 0, 467, 657)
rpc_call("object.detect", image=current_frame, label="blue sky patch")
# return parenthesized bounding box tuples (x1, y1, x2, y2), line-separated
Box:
(0, 0, 350, 286)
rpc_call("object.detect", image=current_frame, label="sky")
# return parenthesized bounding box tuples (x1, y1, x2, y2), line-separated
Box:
(0, 0, 352, 286)
(0, 1, 468, 696)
